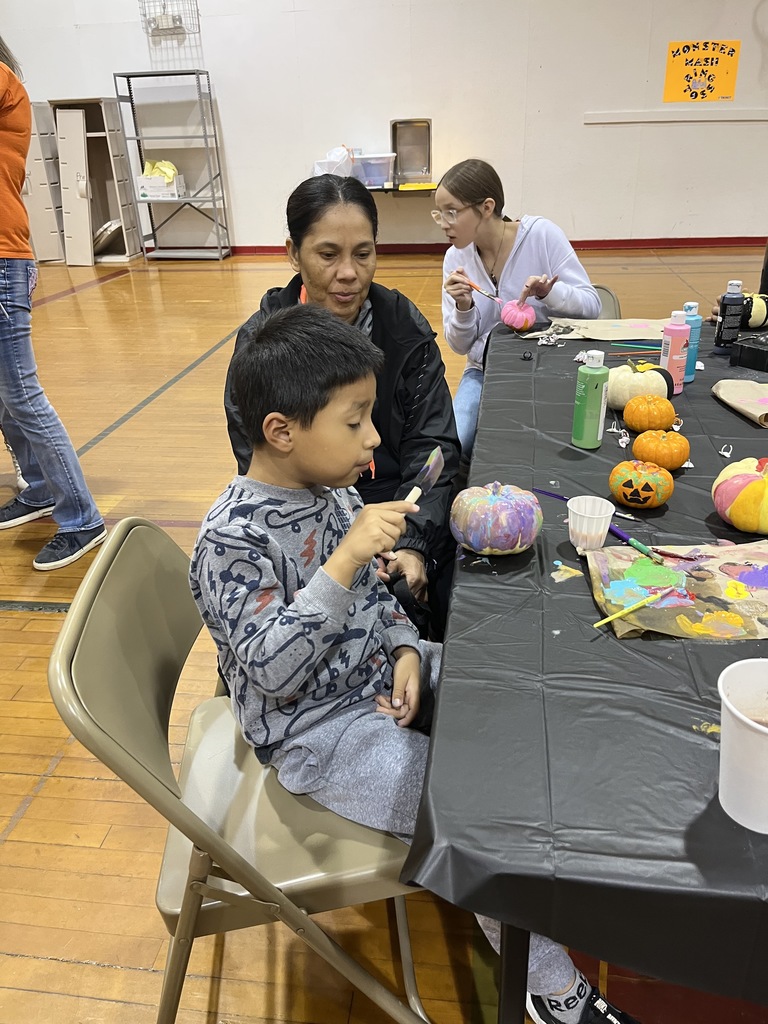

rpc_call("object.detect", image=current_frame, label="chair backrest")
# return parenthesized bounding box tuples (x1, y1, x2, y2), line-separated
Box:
(49, 518, 203, 800)
(594, 283, 622, 319)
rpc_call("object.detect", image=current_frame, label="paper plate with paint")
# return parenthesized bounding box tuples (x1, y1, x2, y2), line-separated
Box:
(585, 539, 768, 639)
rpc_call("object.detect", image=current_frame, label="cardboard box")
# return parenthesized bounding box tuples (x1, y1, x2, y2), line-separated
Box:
(136, 174, 187, 200)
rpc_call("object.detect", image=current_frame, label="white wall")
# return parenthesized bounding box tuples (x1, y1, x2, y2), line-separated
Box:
(4, 0, 767, 246)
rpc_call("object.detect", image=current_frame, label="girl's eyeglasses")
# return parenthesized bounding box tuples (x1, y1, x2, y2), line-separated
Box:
(430, 205, 474, 226)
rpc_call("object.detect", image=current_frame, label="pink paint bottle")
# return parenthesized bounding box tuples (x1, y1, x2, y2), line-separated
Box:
(660, 311, 690, 395)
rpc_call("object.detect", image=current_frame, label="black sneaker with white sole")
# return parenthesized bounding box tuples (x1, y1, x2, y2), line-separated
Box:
(0, 496, 55, 529)
(32, 525, 107, 571)
(527, 984, 642, 1024)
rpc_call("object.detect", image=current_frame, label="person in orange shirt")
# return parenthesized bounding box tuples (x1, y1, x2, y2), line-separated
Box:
(0, 36, 105, 569)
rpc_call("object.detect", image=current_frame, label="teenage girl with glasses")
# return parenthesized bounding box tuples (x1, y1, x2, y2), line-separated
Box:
(432, 159, 600, 455)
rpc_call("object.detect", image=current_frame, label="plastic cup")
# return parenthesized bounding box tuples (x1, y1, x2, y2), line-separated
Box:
(717, 659, 768, 833)
(566, 495, 614, 551)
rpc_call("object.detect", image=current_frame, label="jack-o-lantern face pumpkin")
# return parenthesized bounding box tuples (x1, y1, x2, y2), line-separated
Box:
(608, 460, 674, 509)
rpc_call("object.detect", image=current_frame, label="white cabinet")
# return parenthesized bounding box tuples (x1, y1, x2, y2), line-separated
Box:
(49, 97, 142, 266)
(23, 102, 65, 262)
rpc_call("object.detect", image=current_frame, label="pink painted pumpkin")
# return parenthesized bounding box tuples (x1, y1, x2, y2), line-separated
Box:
(501, 300, 536, 331)
(450, 481, 543, 555)
(711, 457, 768, 533)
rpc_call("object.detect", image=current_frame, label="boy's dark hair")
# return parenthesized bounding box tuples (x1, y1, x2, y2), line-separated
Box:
(231, 305, 384, 448)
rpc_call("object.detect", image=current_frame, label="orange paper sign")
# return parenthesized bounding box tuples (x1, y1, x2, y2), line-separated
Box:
(663, 39, 740, 102)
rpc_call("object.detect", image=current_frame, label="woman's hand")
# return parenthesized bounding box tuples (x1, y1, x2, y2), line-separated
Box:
(519, 274, 559, 305)
(375, 646, 421, 727)
(378, 548, 428, 602)
(706, 296, 722, 322)
(444, 267, 474, 312)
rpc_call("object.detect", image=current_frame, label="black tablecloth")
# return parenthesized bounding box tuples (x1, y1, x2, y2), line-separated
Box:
(402, 324, 768, 1004)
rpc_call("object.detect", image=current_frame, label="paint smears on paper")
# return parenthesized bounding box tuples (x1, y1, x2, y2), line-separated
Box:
(584, 539, 768, 639)
(551, 560, 583, 583)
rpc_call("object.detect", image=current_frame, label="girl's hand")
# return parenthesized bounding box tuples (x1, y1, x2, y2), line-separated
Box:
(444, 267, 474, 312)
(519, 274, 559, 305)
(375, 647, 421, 727)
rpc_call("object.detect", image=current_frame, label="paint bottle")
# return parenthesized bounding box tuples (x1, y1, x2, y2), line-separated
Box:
(572, 349, 608, 450)
(682, 301, 702, 383)
(660, 311, 689, 395)
(714, 280, 744, 348)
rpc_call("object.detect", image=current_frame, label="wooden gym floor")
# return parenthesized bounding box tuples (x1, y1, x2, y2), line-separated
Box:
(0, 247, 766, 1024)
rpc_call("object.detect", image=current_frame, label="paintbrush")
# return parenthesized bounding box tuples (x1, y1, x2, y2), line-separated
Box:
(606, 522, 665, 563)
(404, 447, 445, 502)
(593, 586, 675, 629)
(466, 279, 503, 305)
(532, 487, 638, 521)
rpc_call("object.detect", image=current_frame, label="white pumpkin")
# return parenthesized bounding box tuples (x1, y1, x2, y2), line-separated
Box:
(606, 360, 674, 411)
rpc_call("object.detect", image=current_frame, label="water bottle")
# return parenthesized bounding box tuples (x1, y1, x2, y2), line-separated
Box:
(714, 280, 745, 348)
(572, 350, 609, 450)
(683, 301, 702, 383)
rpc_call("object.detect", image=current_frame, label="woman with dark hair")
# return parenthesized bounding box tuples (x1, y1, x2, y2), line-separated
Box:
(0, 35, 106, 569)
(434, 158, 600, 454)
(225, 174, 460, 639)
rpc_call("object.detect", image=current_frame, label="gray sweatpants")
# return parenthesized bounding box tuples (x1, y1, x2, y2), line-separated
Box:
(270, 640, 576, 997)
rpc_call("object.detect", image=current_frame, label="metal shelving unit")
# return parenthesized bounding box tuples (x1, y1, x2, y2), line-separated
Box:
(114, 69, 230, 260)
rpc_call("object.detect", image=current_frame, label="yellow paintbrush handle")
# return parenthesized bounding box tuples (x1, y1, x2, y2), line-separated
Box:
(404, 485, 422, 503)
(593, 587, 673, 629)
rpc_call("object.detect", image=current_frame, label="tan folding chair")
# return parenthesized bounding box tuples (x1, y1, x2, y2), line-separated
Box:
(48, 517, 430, 1024)
(593, 284, 622, 319)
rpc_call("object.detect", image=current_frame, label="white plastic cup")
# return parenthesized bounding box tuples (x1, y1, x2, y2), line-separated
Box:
(566, 495, 614, 551)
(717, 659, 768, 833)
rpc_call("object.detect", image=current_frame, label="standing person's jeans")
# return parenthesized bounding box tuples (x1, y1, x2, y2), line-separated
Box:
(0, 259, 102, 532)
(452, 366, 484, 456)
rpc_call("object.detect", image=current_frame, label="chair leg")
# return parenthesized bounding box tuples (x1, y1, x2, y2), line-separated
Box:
(393, 895, 431, 1022)
(156, 847, 210, 1024)
(280, 905, 427, 1024)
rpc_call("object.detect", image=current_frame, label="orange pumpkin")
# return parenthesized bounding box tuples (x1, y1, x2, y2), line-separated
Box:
(632, 430, 690, 471)
(622, 394, 677, 432)
(609, 460, 675, 509)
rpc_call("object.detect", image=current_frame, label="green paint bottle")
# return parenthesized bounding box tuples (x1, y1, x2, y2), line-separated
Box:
(571, 350, 609, 449)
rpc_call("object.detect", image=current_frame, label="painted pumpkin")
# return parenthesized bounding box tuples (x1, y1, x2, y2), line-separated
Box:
(632, 430, 690, 471)
(449, 481, 543, 555)
(606, 359, 674, 410)
(501, 300, 536, 331)
(711, 457, 768, 533)
(608, 460, 675, 509)
(622, 394, 677, 432)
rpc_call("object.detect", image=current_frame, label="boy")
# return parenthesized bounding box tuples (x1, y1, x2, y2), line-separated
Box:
(190, 305, 640, 1024)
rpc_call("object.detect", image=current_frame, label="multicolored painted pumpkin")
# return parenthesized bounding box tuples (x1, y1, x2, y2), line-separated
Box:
(449, 481, 543, 555)
(501, 300, 536, 331)
(608, 460, 675, 509)
(632, 430, 690, 471)
(606, 359, 674, 410)
(711, 457, 768, 533)
(622, 394, 677, 433)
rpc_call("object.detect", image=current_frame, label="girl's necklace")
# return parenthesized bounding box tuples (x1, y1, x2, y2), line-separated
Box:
(480, 221, 506, 295)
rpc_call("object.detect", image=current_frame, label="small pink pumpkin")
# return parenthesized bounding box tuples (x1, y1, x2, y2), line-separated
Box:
(450, 481, 543, 555)
(501, 300, 536, 331)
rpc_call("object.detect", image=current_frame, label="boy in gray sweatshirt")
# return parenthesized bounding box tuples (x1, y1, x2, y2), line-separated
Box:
(189, 305, 641, 1024)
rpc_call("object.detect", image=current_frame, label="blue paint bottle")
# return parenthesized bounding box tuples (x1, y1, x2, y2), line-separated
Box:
(683, 301, 702, 383)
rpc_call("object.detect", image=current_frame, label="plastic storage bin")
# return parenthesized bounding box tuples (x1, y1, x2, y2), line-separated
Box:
(354, 153, 395, 187)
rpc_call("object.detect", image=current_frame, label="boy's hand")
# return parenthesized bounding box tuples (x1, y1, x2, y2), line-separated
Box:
(376, 646, 421, 727)
(324, 501, 419, 588)
(444, 267, 474, 312)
